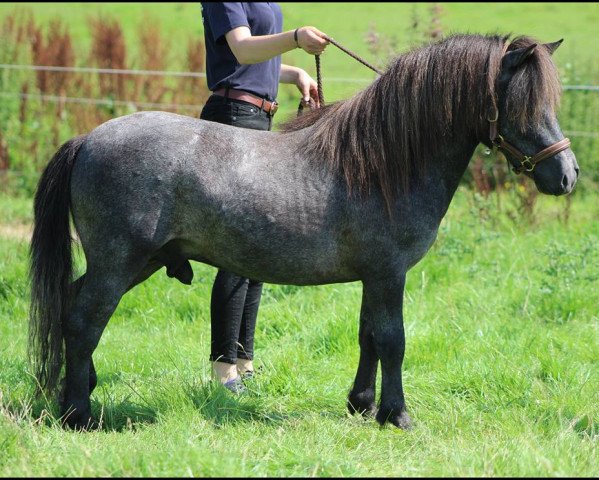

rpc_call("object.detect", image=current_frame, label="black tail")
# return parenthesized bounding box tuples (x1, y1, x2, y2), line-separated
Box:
(29, 135, 87, 395)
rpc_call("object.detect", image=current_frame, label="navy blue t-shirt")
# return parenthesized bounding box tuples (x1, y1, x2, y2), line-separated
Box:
(201, 2, 283, 101)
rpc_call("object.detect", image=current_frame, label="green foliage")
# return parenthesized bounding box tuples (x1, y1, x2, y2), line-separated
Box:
(0, 191, 597, 476)
(0, 3, 598, 189)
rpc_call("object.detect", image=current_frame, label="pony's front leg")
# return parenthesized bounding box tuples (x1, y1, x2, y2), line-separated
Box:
(348, 300, 378, 417)
(362, 274, 412, 429)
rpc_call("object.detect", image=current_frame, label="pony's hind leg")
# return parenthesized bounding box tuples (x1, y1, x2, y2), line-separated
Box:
(69, 274, 99, 396)
(348, 302, 378, 417)
(61, 258, 162, 425)
(62, 257, 148, 430)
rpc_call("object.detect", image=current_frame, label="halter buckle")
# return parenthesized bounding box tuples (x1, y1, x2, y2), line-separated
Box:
(521, 157, 534, 172)
(512, 157, 534, 175)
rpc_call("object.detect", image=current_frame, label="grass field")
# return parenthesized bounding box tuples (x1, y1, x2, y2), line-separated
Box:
(1, 2, 598, 477)
(0, 188, 597, 476)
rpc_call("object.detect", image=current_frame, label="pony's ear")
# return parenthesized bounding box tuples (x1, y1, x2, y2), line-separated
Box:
(502, 44, 537, 71)
(543, 39, 563, 55)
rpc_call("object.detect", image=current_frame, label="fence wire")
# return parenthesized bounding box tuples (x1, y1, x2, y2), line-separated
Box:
(0, 63, 596, 88)
(0, 63, 371, 83)
(0, 91, 204, 112)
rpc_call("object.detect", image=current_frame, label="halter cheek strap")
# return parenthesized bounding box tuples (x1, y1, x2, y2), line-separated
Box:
(488, 41, 571, 174)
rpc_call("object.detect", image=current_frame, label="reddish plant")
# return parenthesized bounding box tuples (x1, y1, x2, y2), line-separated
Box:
(469, 155, 492, 197)
(89, 16, 127, 97)
(428, 3, 444, 41)
(30, 20, 74, 95)
(176, 38, 208, 108)
(0, 132, 9, 171)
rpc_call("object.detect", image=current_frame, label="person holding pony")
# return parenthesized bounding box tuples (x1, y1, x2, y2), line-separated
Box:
(200, 2, 329, 392)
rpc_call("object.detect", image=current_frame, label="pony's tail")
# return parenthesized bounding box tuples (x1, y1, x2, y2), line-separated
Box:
(29, 135, 87, 395)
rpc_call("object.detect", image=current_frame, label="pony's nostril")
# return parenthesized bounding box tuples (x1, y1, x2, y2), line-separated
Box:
(575, 166, 580, 178)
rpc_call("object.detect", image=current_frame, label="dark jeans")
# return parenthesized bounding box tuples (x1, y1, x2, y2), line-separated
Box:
(200, 93, 271, 364)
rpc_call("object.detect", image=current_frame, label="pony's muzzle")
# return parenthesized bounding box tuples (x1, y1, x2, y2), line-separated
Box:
(534, 150, 578, 195)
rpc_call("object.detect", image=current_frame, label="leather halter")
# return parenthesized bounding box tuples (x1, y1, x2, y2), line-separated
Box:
(488, 112, 571, 174)
(488, 43, 571, 175)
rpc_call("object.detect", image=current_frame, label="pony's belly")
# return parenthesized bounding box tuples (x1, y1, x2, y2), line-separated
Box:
(177, 223, 358, 286)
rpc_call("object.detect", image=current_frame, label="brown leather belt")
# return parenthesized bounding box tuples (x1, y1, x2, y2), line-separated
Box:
(213, 88, 279, 116)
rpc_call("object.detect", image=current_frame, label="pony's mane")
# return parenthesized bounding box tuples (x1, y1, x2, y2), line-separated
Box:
(280, 33, 562, 213)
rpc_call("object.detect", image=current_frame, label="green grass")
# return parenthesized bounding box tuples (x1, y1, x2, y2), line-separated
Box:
(0, 188, 597, 476)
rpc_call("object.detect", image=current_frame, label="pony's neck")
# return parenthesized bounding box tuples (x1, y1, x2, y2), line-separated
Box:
(420, 131, 480, 207)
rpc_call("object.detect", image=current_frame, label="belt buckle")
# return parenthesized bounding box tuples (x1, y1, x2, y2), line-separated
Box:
(269, 101, 278, 116)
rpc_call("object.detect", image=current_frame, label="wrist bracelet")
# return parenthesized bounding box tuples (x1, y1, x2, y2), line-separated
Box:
(294, 28, 300, 48)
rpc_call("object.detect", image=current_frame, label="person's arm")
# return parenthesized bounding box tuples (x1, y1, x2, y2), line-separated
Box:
(280, 64, 320, 107)
(225, 26, 329, 65)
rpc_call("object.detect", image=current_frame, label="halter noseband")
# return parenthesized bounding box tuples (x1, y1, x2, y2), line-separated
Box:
(488, 111, 571, 174)
(488, 42, 571, 175)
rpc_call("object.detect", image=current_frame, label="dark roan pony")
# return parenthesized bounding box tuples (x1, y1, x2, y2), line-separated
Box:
(29, 34, 578, 430)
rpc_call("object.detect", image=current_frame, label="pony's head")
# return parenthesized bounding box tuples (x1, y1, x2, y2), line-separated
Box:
(491, 37, 579, 195)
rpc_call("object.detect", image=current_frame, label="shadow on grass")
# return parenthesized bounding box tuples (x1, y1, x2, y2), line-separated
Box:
(91, 398, 159, 432)
(4, 371, 346, 433)
(0, 390, 159, 433)
(181, 379, 301, 427)
(97, 378, 324, 431)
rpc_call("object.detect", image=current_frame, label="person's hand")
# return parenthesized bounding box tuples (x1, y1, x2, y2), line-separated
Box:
(295, 69, 321, 108)
(297, 26, 329, 55)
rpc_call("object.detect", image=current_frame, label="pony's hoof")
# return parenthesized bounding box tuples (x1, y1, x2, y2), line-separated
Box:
(376, 406, 412, 430)
(62, 413, 98, 431)
(347, 390, 377, 417)
(61, 404, 96, 431)
(62, 415, 99, 432)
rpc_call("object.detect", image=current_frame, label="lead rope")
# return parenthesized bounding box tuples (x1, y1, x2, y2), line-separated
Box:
(298, 35, 384, 116)
(325, 36, 384, 76)
(315, 53, 324, 107)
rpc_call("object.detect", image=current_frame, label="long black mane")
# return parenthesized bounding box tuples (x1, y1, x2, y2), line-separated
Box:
(281, 34, 562, 212)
